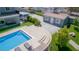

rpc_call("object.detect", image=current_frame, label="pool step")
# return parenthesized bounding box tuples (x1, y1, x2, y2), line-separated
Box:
(15, 47, 22, 51)
(15, 44, 29, 51)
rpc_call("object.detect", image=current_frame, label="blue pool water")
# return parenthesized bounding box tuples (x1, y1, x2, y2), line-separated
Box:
(0, 30, 31, 51)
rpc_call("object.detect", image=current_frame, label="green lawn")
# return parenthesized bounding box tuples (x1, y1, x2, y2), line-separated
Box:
(48, 33, 59, 51)
(21, 22, 33, 26)
(0, 22, 33, 34)
(69, 25, 79, 45)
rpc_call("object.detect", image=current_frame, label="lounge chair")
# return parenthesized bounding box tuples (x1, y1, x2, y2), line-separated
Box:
(24, 43, 32, 51)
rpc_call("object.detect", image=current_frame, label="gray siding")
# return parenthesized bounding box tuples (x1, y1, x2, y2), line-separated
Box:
(43, 16, 64, 27)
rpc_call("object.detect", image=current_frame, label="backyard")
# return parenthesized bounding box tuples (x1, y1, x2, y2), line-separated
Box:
(48, 24, 79, 51)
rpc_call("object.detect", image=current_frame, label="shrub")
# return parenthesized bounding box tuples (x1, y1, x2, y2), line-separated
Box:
(73, 18, 79, 26)
(27, 16, 41, 26)
(0, 20, 4, 24)
(34, 20, 41, 26)
(74, 26, 79, 31)
(73, 18, 79, 31)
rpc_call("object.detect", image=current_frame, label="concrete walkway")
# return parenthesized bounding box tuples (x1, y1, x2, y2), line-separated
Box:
(30, 14, 60, 34)
(69, 40, 79, 50)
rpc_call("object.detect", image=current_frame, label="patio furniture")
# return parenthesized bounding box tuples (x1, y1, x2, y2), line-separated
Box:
(69, 32, 76, 37)
(24, 43, 32, 51)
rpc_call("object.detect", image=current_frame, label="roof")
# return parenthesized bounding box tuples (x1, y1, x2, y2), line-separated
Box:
(44, 13, 68, 20)
(19, 12, 29, 15)
(71, 12, 79, 16)
(0, 14, 19, 19)
(69, 12, 79, 19)
(69, 16, 76, 19)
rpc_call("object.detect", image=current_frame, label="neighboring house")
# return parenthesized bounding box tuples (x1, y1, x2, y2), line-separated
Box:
(0, 7, 20, 27)
(0, 14, 20, 26)
(43, 13, 72, 27)
(30, 7, 46, 12)
(0, 7, 29, 29)
(43, 7, 67, 13)
(69, 12, 79, 17)
(30, 7, 67, 13)
(19, 12, 29, 21)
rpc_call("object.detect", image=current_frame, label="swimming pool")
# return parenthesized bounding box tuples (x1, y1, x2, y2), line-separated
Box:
(0, 30, 31, 51)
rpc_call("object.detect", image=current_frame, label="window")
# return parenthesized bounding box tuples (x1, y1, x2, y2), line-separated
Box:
(6, 7, 10, 10)
(56, 19, 59, 22)
(55, 18, 61, 24)
(54, 18, 60, 24)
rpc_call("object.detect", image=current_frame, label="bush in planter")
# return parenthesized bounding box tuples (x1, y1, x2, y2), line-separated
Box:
(27, 16, 41, 26)
(34, 20, 41, 26)
(27, 16, 33, 22)
(33, 18, 41, 26)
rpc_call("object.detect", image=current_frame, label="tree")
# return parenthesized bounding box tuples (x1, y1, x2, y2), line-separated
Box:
(32, 18, 41, 26)
(57, 27, 69, 48)
(49, 27, 70, 51)
(73, 18, 79, 31)
(66, 19, 72, 28)
(27, 16, 33, 22)
(0, 20, 4, 24)
(73, 18, 79, 26)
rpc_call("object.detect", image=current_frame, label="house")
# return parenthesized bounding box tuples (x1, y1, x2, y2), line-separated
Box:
(43, 13, 72, 27)
(19, 12, 29, 21)
(69, 12, 79, 17)
(0, 7, 20, 27)
(30, 7, 67, 13)
(43, 7, 67, 13)
(0, 14, 20, 25)
(0, 7, 29, 29)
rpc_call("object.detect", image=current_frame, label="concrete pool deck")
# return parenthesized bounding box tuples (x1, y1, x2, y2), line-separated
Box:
(0, 25, 51, 51)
